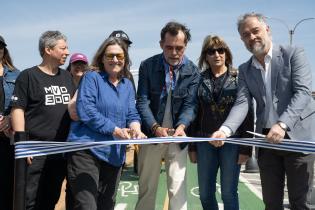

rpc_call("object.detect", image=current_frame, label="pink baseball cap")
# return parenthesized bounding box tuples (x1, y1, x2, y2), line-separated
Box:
(69, 53, 88, 64)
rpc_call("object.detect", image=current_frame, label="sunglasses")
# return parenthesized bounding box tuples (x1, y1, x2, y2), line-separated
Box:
(206, 48, 225, 56)
(0, 45, 5, 50)
(104, 53, 125, 61)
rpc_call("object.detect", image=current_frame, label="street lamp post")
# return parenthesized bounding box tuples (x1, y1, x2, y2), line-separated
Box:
(266, 16, 315, 45)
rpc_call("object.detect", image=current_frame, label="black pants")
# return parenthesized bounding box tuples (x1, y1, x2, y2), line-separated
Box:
(258, 147, 314, 210)
(25, 154, 67, 210)
(67, 150, 122, 210)
(0, 138, 14, 210)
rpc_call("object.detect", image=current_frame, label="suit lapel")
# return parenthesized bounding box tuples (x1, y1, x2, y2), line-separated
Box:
(247, 58, 266, 103)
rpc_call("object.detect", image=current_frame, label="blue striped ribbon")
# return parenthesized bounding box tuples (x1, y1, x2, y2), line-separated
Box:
(15, 137, 315, 159)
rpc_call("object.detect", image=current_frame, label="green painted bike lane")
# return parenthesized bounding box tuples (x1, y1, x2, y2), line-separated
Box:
(116, 162, 264, 210)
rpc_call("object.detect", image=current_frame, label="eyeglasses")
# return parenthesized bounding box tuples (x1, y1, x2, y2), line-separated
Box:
(104, 53, 125, 61)
(206, 48, 225, 56)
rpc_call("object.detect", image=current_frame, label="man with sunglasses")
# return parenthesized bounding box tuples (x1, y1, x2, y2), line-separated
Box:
(135, 21, 200, 210)
(212, 13, 315, 210)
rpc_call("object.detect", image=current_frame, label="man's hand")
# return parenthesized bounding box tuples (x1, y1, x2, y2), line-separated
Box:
(266, 123, 285, 144)
(173, 124, 186, 137)
(210, 131, 227, 147)
(154, 126, 169, 137)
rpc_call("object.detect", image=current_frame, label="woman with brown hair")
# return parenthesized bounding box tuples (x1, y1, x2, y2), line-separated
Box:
(192, 35, 253, 210)
(67, 37, 146, 210)
(0, 35, 20, 210)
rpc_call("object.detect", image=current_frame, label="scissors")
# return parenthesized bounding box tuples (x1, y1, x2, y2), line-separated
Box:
(246, 131, 266, 138)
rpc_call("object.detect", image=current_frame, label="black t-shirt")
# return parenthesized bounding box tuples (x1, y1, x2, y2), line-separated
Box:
(11, 66, 75, 141)
(210, 71, 228, 102)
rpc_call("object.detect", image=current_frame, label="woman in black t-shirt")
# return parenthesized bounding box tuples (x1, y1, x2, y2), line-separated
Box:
(11, 31, 75, 210)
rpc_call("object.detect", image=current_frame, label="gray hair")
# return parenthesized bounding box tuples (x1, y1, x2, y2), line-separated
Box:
(38, 30, 67, 57)
(237, 12, 268, 32)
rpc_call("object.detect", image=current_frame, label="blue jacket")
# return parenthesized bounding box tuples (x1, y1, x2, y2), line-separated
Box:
(3, 66, 19, 115)
(136, 53, 200, 140)
(67, 71, 141, 167)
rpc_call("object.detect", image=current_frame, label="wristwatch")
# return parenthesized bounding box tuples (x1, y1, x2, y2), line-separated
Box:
(277, 121, 288, 132)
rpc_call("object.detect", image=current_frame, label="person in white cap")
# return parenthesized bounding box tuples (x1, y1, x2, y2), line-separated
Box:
(109, 30, 133, 47)
(109, 30, 135, 88)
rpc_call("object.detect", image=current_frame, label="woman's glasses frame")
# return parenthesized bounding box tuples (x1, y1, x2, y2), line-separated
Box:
(206, 47, 225, 56)
(104, 53, 125, 62)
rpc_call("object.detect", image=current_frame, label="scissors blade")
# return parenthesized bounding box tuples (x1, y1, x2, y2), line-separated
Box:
(246, 131, 266, 138)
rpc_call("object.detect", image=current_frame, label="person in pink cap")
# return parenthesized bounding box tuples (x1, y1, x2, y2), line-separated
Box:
(66, 53, 89, 87)
(65, 52, 89, 208)
(67, 53, 89, 121)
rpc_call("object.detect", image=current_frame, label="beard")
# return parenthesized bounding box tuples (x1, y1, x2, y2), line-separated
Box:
(247, 40, 267, 56)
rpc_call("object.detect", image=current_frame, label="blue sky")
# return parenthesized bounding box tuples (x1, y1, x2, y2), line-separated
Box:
(2, 0, 315, 89)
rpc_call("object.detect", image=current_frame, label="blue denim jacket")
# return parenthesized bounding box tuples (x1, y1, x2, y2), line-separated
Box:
(136, 53, 200, 139)
(67, 71, 141, 167)
(3, 66, 20, 115)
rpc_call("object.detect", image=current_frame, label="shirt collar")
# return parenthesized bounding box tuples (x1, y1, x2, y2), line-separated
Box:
(99, 71, 126, 84)
(251, 44, 273, 70)
(2, 65, 10, 75)
(162, 55, 187, 71)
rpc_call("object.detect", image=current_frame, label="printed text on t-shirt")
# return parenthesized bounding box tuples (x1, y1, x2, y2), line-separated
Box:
(44, 85, 71, 105)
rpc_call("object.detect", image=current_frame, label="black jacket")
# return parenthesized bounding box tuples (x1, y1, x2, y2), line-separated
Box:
(190, 67, 254, 155)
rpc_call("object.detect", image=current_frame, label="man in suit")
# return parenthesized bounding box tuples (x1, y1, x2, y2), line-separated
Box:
(135, 21, 200, 210)
(212, 13, 315, 210)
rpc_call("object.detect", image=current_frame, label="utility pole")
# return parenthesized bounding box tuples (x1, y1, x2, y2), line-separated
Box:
(266, 17, 315, 45)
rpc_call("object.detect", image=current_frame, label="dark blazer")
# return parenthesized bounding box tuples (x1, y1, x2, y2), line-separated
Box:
(223, 45, 315, 141)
